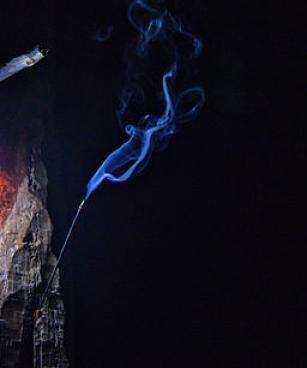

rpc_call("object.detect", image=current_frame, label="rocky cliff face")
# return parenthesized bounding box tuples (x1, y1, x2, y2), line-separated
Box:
(0, 140, 68, 367)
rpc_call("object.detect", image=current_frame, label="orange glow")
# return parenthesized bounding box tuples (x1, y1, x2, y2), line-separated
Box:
(0, 171, 16, 226)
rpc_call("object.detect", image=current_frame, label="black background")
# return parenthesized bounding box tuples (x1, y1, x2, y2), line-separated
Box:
(0, 0, 305, 367)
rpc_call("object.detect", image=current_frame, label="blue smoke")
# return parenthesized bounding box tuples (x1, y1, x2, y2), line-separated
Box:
(85, 0, 205, 201)
(94, 25, 113, 42)
(86, 65, 204, 200)
(41, 0, 205, 305)
(128, 0, 203, 56)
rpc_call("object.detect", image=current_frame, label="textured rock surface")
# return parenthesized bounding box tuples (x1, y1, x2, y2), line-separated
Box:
(0, 141, 68, 367)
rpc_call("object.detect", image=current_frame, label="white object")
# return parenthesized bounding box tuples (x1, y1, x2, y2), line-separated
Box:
(0, 46, 47, 82)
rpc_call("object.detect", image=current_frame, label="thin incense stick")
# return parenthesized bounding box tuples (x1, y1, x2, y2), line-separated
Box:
(40, 199, 85, 307)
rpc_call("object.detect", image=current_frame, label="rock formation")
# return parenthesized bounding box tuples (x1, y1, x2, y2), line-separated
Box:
(0, 117, 68, 367)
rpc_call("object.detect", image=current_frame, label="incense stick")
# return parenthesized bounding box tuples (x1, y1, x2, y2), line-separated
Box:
(40, 199, 85, 308)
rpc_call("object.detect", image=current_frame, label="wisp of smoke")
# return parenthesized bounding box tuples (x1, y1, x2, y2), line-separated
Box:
(94, 25, 114, 42)
(128, 0, 203, 56)
(41, 0, 205, 307)
(86, 64, 204, 200)
(86, 0, 204, 199)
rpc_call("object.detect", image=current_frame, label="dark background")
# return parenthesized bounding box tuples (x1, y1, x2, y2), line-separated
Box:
(0, 0, 305, 367)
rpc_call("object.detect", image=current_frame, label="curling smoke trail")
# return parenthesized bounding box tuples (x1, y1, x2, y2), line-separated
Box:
(41, 0, 204, 307)
(127, 0, 203, 56)
(85, 65, 204, 200)
(86, 0, 204, 199)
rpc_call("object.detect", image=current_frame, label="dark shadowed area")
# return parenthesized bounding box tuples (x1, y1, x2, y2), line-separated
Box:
(0, 0, 304, 367)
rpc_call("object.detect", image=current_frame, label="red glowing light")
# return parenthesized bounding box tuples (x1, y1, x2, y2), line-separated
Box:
(0, 171, 16, 226)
